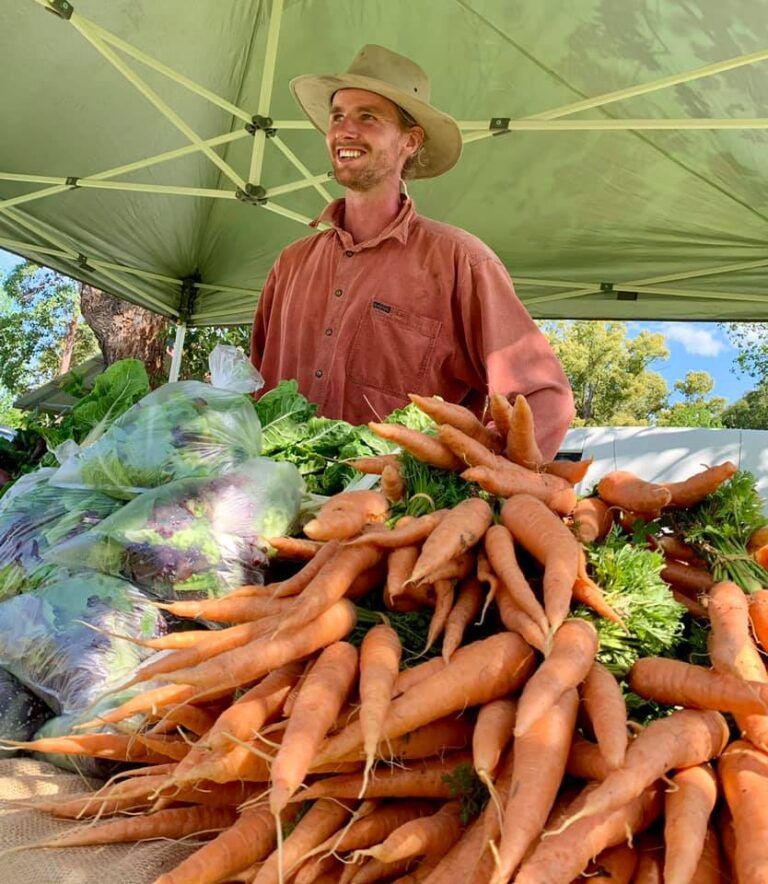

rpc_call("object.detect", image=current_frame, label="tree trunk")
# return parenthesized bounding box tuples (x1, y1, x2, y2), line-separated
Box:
(79, 283, 170, 382)
(58, 310, 79, 375)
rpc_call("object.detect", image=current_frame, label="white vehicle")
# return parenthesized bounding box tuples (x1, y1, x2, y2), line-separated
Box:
(560, 426, 768, 513)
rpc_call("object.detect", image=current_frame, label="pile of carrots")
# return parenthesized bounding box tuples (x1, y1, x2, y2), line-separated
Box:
(5, 391, 768, 883)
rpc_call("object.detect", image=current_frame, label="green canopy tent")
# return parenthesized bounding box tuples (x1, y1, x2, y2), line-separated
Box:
(1, 0, 767, 379)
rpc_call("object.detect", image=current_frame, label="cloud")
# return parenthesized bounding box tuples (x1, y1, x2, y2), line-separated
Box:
(661, 323, 726, 357)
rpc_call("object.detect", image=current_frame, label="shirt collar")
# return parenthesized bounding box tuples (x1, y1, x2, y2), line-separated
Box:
(311, 195, 417, 251)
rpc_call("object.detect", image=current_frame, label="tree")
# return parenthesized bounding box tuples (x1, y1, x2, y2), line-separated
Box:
(656, 371, 726, 428)
(541, 321, 670, 426)
(0, 262, 98, 396)
(722, 322, 768, 383)
(721, 381, 768, 430)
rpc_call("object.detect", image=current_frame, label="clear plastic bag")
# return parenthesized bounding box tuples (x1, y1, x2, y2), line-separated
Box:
(0, 571, 164, 716)
(48, 457, 305, 599)
(50, 345, 265, 499)
(0, 468, 124, 598)
(0, 668, 51, 747)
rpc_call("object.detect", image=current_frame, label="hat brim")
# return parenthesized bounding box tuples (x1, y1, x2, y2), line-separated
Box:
(290, 73, 463, 179)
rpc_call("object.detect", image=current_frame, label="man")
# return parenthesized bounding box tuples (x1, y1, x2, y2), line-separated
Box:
(251, 45, 574, 459)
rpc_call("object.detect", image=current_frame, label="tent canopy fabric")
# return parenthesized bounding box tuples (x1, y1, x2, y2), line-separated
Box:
(1, 0, 767, 325)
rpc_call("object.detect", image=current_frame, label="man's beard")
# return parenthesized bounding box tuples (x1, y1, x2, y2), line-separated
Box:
(333, 151, 399, 192)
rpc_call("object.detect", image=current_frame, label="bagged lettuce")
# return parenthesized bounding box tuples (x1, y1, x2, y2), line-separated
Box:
(50, 345, 265, 499)
(0, 572, 164, 716)
(48, 457, 304, 599)
(0, 468, 124, 598)
(0, 668, 52, 748)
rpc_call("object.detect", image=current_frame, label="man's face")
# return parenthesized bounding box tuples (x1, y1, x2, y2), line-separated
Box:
(326, 89, 422, 191)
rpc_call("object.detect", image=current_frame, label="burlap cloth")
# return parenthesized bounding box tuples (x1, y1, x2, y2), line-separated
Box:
(0, 758, 199, 884)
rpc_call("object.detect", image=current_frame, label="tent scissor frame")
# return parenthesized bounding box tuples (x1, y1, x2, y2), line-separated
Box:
(2, 0, 767, 377)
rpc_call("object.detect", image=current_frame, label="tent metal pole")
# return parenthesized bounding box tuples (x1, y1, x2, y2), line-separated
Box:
(270, 136, 333, 202)
(196, 283, 262, 297)
(168, 323, 187, 382)
(0, 238, 69, 260)
(248, 0, 284, 187)
(77, 181, 237, 199)
(85, 21, 252, 123)
(0, 185, 71, 212)
(87, 264, 179, 316)
(622, 285, 767, 304)
(626, 258, 768, 288)
(528, 47, 768, 121)
(70, 16, 247, 191)
(515, 277, 608, 290)
(526, 287, 602, 305)
(270, 121, 314, 130)
(261, 201, 317, 226)
(265, 168, 333, 199)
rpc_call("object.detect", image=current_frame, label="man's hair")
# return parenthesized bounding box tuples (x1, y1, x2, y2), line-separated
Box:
(394, 104, 428, 180)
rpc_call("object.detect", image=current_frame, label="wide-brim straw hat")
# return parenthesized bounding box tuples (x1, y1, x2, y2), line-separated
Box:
(290, 45, 463, 179)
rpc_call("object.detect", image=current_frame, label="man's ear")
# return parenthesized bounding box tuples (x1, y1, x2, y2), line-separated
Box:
(405, 125, 425, 156)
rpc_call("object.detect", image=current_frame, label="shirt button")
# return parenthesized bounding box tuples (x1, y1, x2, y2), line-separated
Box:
(345, 250, 354, 257)
(334, 289, 343, 297)
(324, 328, 333, 336)
(315, 369, 323, 378)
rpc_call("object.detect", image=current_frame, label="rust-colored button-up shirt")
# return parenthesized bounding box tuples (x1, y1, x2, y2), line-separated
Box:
(251, 197, 574, 459)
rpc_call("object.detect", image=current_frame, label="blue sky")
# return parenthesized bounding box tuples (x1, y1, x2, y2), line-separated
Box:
(0, 248, 756, 406)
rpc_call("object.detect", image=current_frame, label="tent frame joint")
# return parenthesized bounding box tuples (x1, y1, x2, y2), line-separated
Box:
(76, 252, 93, 272)
(178, 273, 200, 322)
(235, 183, 268, 205)
(45, 0, 74, 21)
(246, 114, 277, 138)
(489, 117, 511, 135)
(65, 176, 79, 188)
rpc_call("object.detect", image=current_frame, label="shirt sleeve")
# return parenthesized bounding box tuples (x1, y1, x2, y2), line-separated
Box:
(250, 265, 277, 373)
(455, 253, 575, 461)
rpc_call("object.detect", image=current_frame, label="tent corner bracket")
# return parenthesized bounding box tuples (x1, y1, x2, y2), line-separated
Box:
(235, 183, 268, 205)
(246, 115, 277, 138)
(76, 253, 93, 273)
(66, 176, 79, 188)
(44, 0, 74, 21)
(489, 117, 510, 135)
(178, 274, 200, 321)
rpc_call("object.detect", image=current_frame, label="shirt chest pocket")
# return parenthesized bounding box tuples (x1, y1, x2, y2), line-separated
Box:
(346, 301, 442, 397)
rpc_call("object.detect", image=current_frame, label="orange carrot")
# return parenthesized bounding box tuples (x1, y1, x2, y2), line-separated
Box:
(660, 559, 715, 595)
(4, 733, 179, 764)
(632, 831, 665, 883)
(275, 545, 381, 636)
(409, 498, 492, 586)
(437, 423, 498, 468)
(571, 497, 613, 544)
(271, 641, 358, 813)
(359, 623, 402, 790)
(207, 661, 303, 752)
(158, 599, 358, 691)
(409, 393, 501, 451)
(689, 826, 723, 884)
(254, 798, 353, 884)
(629, 656, 768, 715)
(652, 533, 703, 564)
(597, 471, 671, 513)
(347, 454, 401, 475)
(338, 716, 473, 764)
(561, 709, 728, 828)
(572, 564, 624, 625)
(489, 391, 516, 438)
(153, 807, 277, 884)
(585, 843, 638, 883)
(566, 735, 610, 782)
(423, 580, 454, 653)
(304, 490, 390, 541)
(492, 689, 579, 882)
(514, 782, 662, 884)
(381, 462, 406, 503)
(353, 800, 462, 864)
(315, 633, 535, 765)
(82, 683, 227, 728)
(750, 589, 768, 651)
(420, 550, 475, 585)
(542, 457, 593, 485)
(581, 662, 628, 769)
(348, 857, 415, 884)
(662, 461, 738, 508)
(349, 510, 447, 549)
(501, 494, 581, 633)
(298, 753, 472, 802)
(367, 422, 464, 471)
(268, 541, 341, 599)
(266, 536, 323, 560)
(672, 588, 710, 620)
(663, 764, 718, 884)
(720, 740, 768, 883)
(484, 524, 548, 635)
(514, 619, 598, 736)
(495, 589, 547, 652)
(392, 656, 446, 697)
(442, 576, 484, 662)
(154, 594, 290, 623)
(37, 805, 237, 848)
(506, 394, 544, 468)
(472, 698, 516, 786)
(461, 464, 576, 516)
